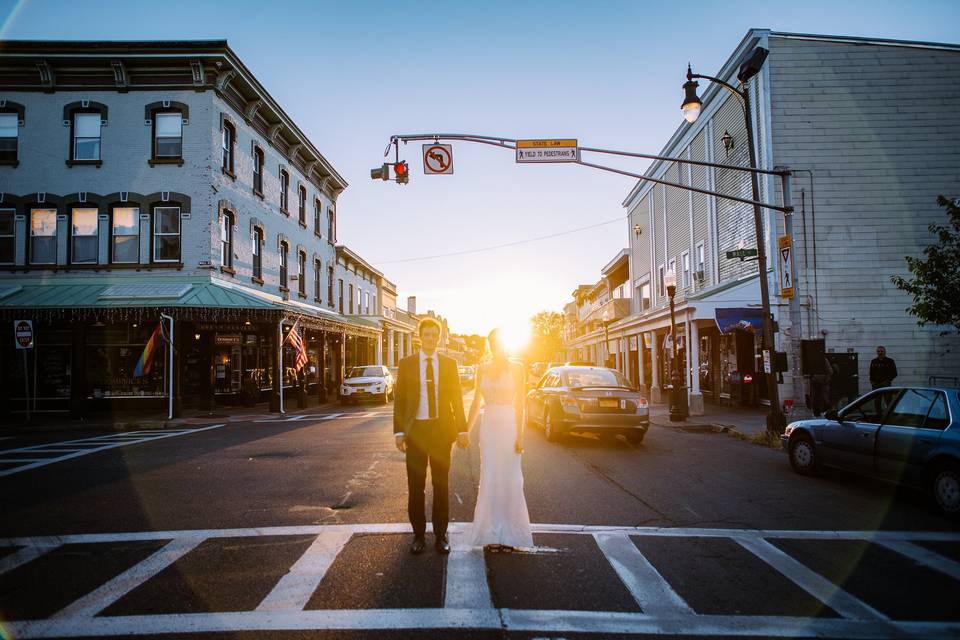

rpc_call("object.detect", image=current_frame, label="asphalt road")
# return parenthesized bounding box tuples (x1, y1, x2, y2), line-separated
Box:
(1, 399, 958, 639)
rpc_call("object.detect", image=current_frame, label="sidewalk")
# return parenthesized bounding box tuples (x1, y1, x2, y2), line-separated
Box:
(648, 402, 773, 439)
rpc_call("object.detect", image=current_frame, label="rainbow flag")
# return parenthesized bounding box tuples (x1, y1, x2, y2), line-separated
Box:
(133, 323, 163, 378)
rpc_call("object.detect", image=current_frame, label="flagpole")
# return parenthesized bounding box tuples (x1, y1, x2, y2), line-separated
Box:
(161, 313, 174, 420)
(278, 320, 285, 414)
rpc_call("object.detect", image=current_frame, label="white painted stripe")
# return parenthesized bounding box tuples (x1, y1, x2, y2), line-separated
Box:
(361, 412, 380, 417)
(6, 609, 959, 638)
(444, 532, 493, 609)
(0, 424, 226, 477)
(0, 544, 59, 575)
(1, 523, 958, 548)
(52, 537, 204, 619)
(877, 540, 960, 582)
(256, 529, 353, 611)
(733, 536, 887, 621)
(319, 413, 343, 420)
(593, 532, 693, 616)
(0, 458, 58, 462)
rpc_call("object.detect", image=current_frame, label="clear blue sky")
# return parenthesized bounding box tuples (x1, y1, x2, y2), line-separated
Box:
(2, 0, 957, 337)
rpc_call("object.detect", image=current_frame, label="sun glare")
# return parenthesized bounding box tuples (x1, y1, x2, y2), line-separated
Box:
(498, 322, 531, 356)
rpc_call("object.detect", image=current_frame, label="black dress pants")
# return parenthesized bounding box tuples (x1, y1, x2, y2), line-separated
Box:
(405, 419, 452, 539)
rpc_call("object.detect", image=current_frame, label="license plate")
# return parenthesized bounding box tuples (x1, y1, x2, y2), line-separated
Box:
(598, 398, 618, 408)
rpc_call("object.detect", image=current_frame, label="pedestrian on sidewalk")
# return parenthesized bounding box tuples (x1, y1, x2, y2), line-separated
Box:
(809, 356, 833, 417)
(869, 346, 898, 390)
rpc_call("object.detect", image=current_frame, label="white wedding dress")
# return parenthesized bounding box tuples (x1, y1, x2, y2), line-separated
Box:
(465, 367, 534, 549)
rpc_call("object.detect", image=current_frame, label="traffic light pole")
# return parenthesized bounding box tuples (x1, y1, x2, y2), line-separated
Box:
(379, 133, 795, 431)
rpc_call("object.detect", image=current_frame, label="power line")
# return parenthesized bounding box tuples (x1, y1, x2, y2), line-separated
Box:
(373, 215, 627, 265)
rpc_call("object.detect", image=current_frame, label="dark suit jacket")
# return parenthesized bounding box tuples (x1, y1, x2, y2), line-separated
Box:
(393, 351, 466, 444)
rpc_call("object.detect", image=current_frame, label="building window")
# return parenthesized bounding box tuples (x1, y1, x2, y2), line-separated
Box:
(280, 169, 290, 212)
(349, 283, 354, 314)
(153, 112, 182, 159)
(112, 207, 139, 263)
(71, 207, 98, 264)
(327, 208, 335, 243)
(252, 227, 264, 280)
(153, 206, 181, 262)
(279, 241, 289, 290)
(640, 282, 651, 311)
(314, 198, 322, 236)
(298, 251, 307, 297)
(221, 211, 234, 269)
(314, 259, 322, 301)
(0, 112, 18, 164)
(221, 122, 235, 175)
(30, 208, 57, 264)
(328, 266, 335, 307)
(73, 112, 102, 161)
(298, 185, 307, 226)
(364, 291, 370, 314)
(253, 147, 264, 195)
(696, 242, 705, 283)
(681, 251, 690, 288)
(338, 279, 344, 313)
(0, 208, 15, 263)
(657, 264, 665, 297)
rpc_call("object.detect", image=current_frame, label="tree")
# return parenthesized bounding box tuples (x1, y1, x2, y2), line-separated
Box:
(526, 311, 565, 362)
(891, 196, 960, 333)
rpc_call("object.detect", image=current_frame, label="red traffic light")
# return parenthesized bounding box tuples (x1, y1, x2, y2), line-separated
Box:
(395, 161, 408, 175)
(394, 161, 409, 184)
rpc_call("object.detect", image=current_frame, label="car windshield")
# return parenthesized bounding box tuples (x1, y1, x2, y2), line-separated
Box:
(563, 368, 632, 389)
(348, 367, 383, 378)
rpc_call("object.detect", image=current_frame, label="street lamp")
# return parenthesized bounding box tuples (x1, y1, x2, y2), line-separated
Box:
(664, 269, 688, 422)
(682, 47, 784, 433)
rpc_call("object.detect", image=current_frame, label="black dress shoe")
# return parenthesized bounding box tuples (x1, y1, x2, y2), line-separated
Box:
(410, 537, 426, 555)
(435, 535, 450, 554)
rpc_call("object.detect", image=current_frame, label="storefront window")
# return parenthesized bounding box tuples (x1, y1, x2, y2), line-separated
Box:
(86, 323, 166, 398)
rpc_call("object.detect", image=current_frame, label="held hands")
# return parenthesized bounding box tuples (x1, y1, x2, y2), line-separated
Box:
(394, 433, 406, 453)
(456, 432, 470, 449)
(514, 438, 523, 455)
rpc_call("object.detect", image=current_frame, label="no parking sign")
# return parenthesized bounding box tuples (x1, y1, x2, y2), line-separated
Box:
(15, 319, 33, 349)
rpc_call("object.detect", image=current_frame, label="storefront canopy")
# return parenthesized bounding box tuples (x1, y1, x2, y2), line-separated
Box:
(715, 307, 765, 334)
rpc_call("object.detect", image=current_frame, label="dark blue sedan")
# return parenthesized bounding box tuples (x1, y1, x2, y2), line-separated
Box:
(782, 386, 960, 518)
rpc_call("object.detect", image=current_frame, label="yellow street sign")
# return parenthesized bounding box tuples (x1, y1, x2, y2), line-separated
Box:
(516, 139, 579, 163)
(516, 139, 578, 148)
(778, 234, 794, 299)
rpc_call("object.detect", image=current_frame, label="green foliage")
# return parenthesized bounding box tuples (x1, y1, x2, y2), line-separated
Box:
(525, 311, 565, 362)
(891, 196, 960, 334)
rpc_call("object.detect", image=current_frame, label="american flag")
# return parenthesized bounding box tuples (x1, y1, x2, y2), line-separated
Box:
(286, 321, 309, 371)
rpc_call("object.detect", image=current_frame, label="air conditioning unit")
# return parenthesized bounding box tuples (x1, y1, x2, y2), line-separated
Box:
(694, 270, 705, 286)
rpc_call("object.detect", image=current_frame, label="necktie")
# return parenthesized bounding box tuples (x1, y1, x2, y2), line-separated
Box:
(426, 357, 437, 419)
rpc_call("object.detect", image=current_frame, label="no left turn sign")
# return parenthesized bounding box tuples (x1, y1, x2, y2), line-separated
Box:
(422, 144, 453, 175)
(15, 319, 33, 349)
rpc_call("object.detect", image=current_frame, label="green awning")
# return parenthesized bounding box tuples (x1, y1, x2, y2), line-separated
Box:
(0, 282, 276, 310)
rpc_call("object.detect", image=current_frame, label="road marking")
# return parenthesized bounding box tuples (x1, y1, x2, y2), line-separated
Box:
(733, 535, 887, 621)
(593, 532, 693, 616)
(254, 411, 391, 423)
(876, 540, 960, 582)
(445, 531, 493, 609)
(0, 544, 59, 576)
(256, 529, 353, 611)
(52, 537, 204, 619)
(0, 425, 226, 478)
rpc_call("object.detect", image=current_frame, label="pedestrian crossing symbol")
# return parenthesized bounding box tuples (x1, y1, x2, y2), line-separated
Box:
(778, 235, 794, 299)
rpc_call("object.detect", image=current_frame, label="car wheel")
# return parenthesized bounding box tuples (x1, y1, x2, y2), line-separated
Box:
(625, 431, 645, 445)
(544, 410, 562, 443)
(929, 463, 960, 519)
(382, 390, 390, 404)
(789, 434, 818, 476)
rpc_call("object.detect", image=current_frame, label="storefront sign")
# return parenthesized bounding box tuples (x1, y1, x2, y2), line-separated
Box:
(198, 324, 249, 332)
(763, 349, 772, 374)
(215, 334, 242, 345)
(15, 319, 33, 349)
(629, 336, 638, 351)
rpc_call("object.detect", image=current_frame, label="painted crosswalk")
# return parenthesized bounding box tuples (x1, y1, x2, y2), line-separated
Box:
(0, 425, 226, 477)
(1, 523, 958, 638)
(254, 411, 390, 423)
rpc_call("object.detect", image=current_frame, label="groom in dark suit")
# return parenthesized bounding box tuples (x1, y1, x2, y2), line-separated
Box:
(393, 317, 468, 555)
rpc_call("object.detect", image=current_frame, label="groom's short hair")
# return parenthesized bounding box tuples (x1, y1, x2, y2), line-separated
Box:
(418, 317, 442, 336)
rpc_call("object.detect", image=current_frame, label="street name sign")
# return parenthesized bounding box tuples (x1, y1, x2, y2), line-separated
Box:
(725, 248, 758, 260)
(778, 234, 794, 299)
(516, 139, 579, 163)
(422, 144, 454, 175)
(15, 319, 33, 349)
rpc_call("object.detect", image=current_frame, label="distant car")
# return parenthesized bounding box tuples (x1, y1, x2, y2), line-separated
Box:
(782, 386, 960, 519)
(459, 365, 476, 386)
(340, 365, 394, 405)
(526, 366, 649, 445)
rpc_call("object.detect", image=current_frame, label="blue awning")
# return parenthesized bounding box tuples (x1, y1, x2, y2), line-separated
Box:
(715, 307, 765, 334)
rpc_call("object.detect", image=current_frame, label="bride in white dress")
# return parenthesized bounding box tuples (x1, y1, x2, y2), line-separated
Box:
(464, 329, 534, 550)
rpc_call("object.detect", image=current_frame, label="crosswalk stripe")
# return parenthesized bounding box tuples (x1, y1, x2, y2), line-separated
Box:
(256, 530, 353, 611)
(444, 532, 493, 609)
(593, 532, 693, 616)
(0, 544, 59, 576)
(876, 540, 960, 582)
(733, 535, 887, 621)
(52, 537, 205, 619)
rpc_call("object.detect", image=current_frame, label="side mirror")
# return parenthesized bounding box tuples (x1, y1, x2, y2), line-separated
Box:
(824, 409, 839, 421)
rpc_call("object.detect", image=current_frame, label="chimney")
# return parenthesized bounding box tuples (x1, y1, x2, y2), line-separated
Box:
(407, 296, 417, 315)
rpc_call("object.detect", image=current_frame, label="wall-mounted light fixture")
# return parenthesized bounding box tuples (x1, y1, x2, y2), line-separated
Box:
(721, 130, 734, 157)
(633, 224, 642, 236)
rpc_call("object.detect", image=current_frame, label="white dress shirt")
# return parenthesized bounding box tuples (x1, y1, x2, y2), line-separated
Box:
(416, 349, 440, 420)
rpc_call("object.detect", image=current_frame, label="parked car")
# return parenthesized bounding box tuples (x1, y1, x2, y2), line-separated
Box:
(526, 366, 649, 445)
(782, 386, 960, 518)
(340, 365, 394, 405)
(565, 361, 594, 367)
(459, 365, 476, 387)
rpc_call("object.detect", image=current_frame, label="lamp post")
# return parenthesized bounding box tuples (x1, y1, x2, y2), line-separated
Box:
(664, 269, 688, 422)
(681, 47, 783, 433)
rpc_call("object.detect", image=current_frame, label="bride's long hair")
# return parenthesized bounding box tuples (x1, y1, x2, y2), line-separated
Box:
(482, 328, 509, 368)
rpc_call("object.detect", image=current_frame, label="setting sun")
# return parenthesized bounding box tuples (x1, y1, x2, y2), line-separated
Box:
(498, 321, 531, 355)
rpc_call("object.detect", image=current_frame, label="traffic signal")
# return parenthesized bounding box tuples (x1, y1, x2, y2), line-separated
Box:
(394, 161, 409, 184)
(370, 163, 390, 181)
